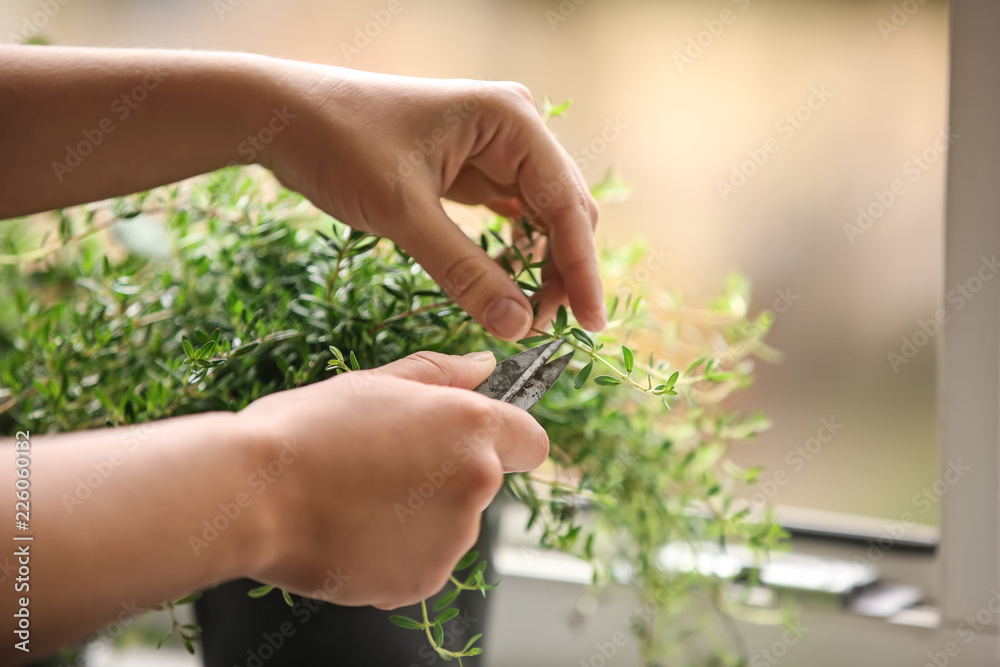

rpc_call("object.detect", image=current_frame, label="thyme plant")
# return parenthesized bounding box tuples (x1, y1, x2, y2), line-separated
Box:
(0, 161, 783, 665)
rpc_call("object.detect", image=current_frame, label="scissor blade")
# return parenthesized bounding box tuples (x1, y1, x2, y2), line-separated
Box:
(507, 353, 573, 411)
(474, 340, 564, 402)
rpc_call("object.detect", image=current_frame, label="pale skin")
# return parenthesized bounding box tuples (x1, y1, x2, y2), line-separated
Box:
(0, 46, 605, 663)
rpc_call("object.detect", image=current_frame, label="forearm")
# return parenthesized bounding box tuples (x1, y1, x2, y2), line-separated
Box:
(0, 413, 272, 664)
(0, 45, 283, 218)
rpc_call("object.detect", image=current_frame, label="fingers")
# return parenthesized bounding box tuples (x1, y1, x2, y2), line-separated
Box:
(395, 200, 535, 341)
(368, 350, 496, 389)
(470, 84, 606, 332)
(517, 143, 607, 332)
(482, 400, 550, 474)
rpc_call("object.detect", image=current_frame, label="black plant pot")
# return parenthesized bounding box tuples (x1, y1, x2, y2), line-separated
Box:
(195, 509, 500, 667)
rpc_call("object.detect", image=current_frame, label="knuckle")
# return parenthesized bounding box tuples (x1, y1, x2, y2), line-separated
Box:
(457, 454, 504, 501)
(491, 81, 537, 112)
(406, 350, 450, 372)
(439, 254, 491, 301)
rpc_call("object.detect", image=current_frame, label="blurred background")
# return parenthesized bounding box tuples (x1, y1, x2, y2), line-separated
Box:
(1, 0, 947, 526)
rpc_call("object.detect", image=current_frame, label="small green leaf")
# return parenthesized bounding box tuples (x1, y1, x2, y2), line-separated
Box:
(433, 589, 460, 611)
(555, 305, 568, 331)
(570, 328, 594, 348)
(517, 334, 552, 346)
(463, 633, 483, 652)
(574, 361, 593, 389)
(182, 337, 195, 359)
(516, 280, 539, 293)
(173, 592, 202, 605)
(594, 375, 622, 386)
(666, 370, 680, 388)
(281, 589, 294, 606)
(246, 585, 274, 598)
(349, 350, 360, 371)
(622, 346, 634, 375)
(685, 357, 705, 375)
(434, 622, 444, 646)
(389, 615, 424, 630)
(455, 550, 479, 571)
(435, 608, 460, 625)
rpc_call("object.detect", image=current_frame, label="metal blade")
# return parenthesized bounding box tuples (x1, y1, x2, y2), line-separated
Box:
(507, 353, 573, 411)
(474, 340, 565, 402)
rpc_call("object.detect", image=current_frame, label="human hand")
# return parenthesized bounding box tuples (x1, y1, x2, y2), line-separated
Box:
(236, 350, 548, 609)
(261, 62, 606, 340)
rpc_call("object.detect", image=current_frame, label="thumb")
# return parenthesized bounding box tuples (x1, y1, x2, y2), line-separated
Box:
(367, 350, 497, 389)
(394, 201, 534, 342)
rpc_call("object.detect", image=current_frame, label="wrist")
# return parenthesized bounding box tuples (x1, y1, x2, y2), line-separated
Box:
(203, 410, 285, 582)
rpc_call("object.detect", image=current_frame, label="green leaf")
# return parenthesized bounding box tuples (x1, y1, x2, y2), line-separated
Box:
(389, 615, 424, 630)
(666, 370, 680, 388)
(463, 633, 483, 653)
(281, 589, 294, 606)
(555, 305, 568, 331)
(182, 337, 195, 359)
(685, 357, 705, 375)
(349, 350, 360, 371)
(246, 585, 274, 598)
(622, 346, 634, 374)
(434, 622, 444, 646)
(594, 375, 622, 386)
(574, 361, 593, 389)
(542, 97, 572, 119)
(455, 550, 479, 571)
(435, 608, 460, 625)
(173, 592, 202, 605)
(570, 328, 594, 348)
(517, 334, 552, 346)
(433, 589, 460, 612)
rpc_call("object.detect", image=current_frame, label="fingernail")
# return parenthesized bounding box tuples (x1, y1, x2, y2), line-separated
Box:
(463, 350, 496, 364)
(486, 298, 532, 340)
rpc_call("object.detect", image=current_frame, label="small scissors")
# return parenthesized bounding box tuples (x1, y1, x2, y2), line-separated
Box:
(473, 340, 572, 411)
